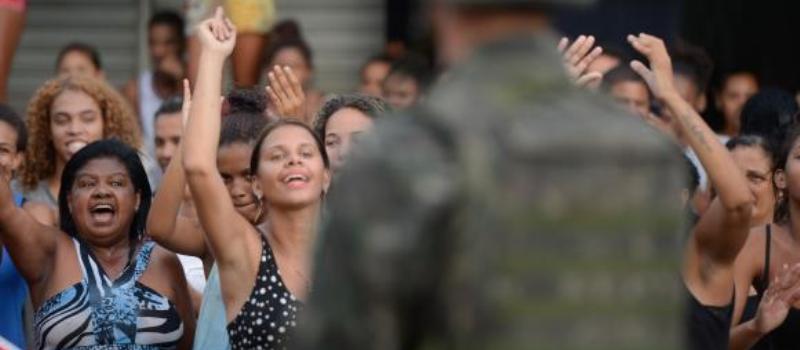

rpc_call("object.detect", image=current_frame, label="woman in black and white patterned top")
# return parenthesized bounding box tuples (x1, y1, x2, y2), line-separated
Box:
(183, 7, 330, 350)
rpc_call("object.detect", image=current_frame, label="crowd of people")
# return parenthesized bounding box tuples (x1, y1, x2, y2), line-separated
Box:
(2, 0, 800, 349)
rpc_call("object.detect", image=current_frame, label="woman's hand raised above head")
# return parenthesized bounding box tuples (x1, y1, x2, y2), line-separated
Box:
(558, 35, 604, 90)
(266, 65, 308, 123)
(627, 33, 677, 102)
(181, 78, 192, 126)
(196, 6, 237, 59)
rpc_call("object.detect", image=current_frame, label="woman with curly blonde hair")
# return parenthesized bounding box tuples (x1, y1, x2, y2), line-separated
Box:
(18, 75, 142, 226)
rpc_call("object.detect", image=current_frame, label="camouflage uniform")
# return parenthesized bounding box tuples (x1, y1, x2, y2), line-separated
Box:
(296, 27, 684, 350)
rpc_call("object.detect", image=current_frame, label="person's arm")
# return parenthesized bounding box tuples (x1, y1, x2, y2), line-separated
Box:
(730, 263, 800, 349)
(182, 8, 256, 280)
(730, 231, 762, 327)
(146, 80, 208, 259)
(728, 229, 765, 343)
(293, 116, 458, 349)
(150, 246, 196, 350)
(0, 165, 61, 284)
(22, 200, 57, 227)
(629, 33, 753, 265)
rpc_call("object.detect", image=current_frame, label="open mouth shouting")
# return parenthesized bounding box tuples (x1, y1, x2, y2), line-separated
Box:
(282, 173, 310, 189)
(89, 201, 116, 226)
(66, 140, 88, 157)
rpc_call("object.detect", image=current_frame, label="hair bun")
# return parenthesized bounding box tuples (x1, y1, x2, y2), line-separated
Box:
(226, 87, 267, 116)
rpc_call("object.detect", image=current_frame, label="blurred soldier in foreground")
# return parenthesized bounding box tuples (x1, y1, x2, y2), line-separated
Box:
(295, 0, 685, 349)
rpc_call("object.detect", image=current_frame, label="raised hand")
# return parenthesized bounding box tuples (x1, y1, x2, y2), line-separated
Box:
(181, 79, 192, 126)
(266, 65, 308, 122)
(558, 35, 604, 89)
(627, 33, 676, 101)
(196, 6, 236, 58)
(642, 112, 680, 140)
(754, 264, 800, 334)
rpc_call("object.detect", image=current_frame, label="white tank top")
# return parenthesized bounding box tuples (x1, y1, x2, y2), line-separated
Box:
(138, 71, 162, 159)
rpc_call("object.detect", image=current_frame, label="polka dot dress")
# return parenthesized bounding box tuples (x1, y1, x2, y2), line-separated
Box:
(227, 235, 302, 350)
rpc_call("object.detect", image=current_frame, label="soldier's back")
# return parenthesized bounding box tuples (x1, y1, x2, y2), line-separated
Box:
(423, 33, 684, 349)
(297, 33, 684, 350)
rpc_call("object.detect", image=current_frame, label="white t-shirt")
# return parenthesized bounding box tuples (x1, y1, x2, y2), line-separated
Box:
(177, 254, 206, 293)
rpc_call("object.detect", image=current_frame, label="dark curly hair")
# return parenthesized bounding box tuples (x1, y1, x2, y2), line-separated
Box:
(221, 114, 268, 148)
(0, 103, 27, 152)
(774, 125, 800, 224)
(313, 94, 389, 139)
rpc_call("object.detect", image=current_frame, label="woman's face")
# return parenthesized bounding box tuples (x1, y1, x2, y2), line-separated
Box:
(254, 125, 330, 210)
(68, 157, 140, 245)
(360, 61, 391, 97)
(383, 73, 420, 110)
(0, 121, 22, 177)
(57, 51, 102, 79)
(731, 145, 775, 225)
(218, 142, 260, 223)
(717, 74, 758, 130)
(324, 108, 374, 172)
(50, 89, 104, 164)
(780, 138, 800, 204)
(270, 47, 311, 87)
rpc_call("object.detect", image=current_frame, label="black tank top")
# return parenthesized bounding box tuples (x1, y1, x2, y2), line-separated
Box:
(227, 234, 303, 350)
(684, 207, 733, 350)
(752, 224, 800, 350)
(686, 289, 733, 349)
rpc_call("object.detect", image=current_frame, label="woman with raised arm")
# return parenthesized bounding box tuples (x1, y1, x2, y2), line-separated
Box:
(728, 125, 800, 349)
(147, 81, 268, 268)
(627, 33, 755, 350)
(147, 82, 268, 350)
(183, 8, 330, 349)
(0, 139, 195, 349)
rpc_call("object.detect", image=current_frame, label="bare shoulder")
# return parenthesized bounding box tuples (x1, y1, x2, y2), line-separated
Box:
(142, 244, 188, 299)
(741, 224, 767, 247)
(23, 201, 58, 227)
(149, 244, 184, 273)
